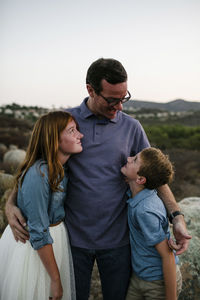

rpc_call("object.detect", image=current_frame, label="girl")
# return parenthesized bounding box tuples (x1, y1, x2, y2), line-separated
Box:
(0, 111, 83, 300)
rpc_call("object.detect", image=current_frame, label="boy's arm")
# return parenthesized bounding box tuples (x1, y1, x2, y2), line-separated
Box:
(37, 244, 63, 300)
(5, 188, 29, 242)
(157, 184, 191, 254)
(155, 239, 177, 300)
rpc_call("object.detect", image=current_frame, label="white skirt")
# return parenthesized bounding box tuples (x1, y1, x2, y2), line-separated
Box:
(0, 222, 76, 300)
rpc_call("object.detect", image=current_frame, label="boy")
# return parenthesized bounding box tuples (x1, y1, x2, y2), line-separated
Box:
(121, 147, 182, 300)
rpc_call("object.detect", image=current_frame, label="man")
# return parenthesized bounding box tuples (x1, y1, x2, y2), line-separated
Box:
(6, 58, 191, 300)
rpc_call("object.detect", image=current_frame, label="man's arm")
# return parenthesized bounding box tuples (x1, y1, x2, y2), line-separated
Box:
(5, 188, 29, 242)
(157, 184, 191, 254)
(157, 184, 178, 212)
(155, 239, 177, 300)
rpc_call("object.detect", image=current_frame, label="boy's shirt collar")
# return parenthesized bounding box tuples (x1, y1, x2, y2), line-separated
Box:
(127, 188, 157, 208)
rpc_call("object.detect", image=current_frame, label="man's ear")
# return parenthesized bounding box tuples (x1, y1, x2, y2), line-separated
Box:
(136, 176, 146, 185)
(86, 84, 95, 98)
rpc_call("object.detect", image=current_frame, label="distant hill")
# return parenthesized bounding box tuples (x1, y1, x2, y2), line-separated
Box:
(123, 99, 200, 112)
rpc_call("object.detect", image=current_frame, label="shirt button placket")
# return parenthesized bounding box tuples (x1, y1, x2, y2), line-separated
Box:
(94, 124, 100, 143)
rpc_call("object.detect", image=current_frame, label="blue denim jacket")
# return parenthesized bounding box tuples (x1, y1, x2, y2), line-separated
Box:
(17, 160, 67, 250)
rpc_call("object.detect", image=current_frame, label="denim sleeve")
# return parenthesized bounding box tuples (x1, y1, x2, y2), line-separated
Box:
(136, 210, 167, 247)
(21, 165, 53, 250)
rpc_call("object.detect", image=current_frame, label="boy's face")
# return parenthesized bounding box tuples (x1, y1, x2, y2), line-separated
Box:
(121, 152, 142, 180)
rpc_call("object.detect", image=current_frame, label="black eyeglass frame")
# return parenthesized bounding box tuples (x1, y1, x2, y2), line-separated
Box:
(99, 90, 131, 106)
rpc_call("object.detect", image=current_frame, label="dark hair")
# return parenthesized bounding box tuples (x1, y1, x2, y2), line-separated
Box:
(86, 58, 127, 94)
(138, 147, 174, 190)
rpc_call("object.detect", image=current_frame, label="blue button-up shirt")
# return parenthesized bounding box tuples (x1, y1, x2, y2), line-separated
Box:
(17, 160, 67, 250)
(127, 189, 178, 281)
(66, 98, 150, 249)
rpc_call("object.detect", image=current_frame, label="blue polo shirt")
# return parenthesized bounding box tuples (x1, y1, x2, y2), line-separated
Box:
(127, 189, 179, 281)
(65, 98, 150, 249)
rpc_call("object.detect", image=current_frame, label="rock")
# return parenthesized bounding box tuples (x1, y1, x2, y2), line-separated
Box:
(0, 144, 7, 160)
(9, 144, 18, 150)
(0, 173, 15, 196)
(178, 197, 200, 300)
(3, 149, 26, 173)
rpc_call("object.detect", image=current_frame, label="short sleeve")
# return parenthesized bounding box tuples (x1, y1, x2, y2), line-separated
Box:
(131, 121, 150, 156)
(136, 210, 167, 246)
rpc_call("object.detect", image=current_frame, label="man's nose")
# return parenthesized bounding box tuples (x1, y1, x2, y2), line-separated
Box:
(113, 101, 123, 111)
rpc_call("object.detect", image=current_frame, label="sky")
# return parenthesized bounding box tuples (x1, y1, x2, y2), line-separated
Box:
(0, 0, 200, 108)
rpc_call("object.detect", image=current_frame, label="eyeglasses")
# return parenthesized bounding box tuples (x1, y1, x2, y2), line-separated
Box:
(99, 91, 131, 107)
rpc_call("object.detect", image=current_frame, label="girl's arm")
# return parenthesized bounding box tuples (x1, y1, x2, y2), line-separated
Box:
(37, 244, 63, 300)
(155, 239, 177, 300)
(21, 164, 63, 299)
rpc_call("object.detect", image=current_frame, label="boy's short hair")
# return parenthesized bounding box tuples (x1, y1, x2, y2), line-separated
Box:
(138, 147, 174, 190)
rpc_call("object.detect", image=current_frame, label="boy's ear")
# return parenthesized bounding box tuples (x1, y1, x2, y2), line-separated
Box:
(136, 176, 146, 185)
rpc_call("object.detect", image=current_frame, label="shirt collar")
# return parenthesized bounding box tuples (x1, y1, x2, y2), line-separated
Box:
(79, 97, 120, 123)
(127, 188, 157, 208)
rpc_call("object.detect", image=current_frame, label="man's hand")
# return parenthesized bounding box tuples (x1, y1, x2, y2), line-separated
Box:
(5, 190, 29, 243)
(168, 215, 192, 255)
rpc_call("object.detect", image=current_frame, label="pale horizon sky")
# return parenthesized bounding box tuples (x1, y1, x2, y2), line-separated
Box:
(0, 0, 200, 109)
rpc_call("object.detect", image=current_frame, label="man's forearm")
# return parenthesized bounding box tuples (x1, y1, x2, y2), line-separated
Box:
(158, 186, 191, 254)
(157, 184, 179, 214)
(5, 188, 17, 215)
(5, 186, 29, 242)
(6, 188, 17, 205)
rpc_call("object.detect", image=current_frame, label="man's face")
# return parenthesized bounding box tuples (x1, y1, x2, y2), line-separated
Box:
(89, 79, 128, 119)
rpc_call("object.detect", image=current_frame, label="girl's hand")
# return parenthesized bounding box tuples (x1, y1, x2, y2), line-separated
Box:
(50, 278, 63, 300)
(38, 244, 63, 300)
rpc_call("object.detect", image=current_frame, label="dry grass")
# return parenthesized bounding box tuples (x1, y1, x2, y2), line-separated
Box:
(165, 149, 200, 201)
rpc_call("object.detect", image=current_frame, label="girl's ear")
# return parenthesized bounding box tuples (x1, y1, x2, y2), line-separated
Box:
(86, 84, 95, 98)
(136, 176, 146, 185)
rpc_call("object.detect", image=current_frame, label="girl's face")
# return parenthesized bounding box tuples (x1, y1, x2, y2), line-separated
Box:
(121, 152, 142, 180)
(58, 120, 83, 157)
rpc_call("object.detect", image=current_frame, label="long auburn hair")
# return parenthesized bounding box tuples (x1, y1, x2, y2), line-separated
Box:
(15, 111, 75, 192)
